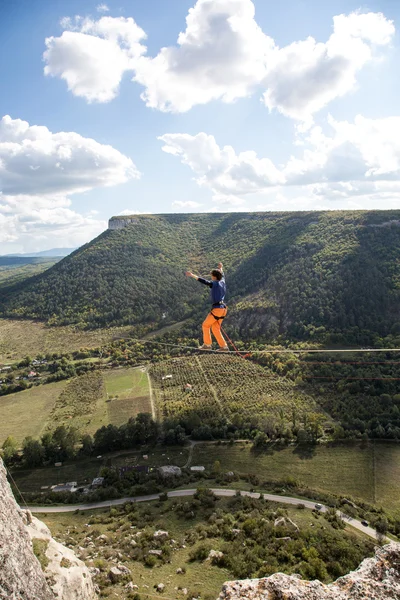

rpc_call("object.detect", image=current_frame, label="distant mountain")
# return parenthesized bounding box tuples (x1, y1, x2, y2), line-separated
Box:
(1, 211, 400, 345)
(4, 247, 76, 258)
(0, 257, 60, 267)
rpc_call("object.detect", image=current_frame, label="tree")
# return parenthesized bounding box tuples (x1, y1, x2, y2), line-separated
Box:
(375, 518, 388, 536)
(253, 432, 268, 449)
(52, 426, 79, 460)
(1, 436, 18, 465)
(41, 431, 60, 462)
(22, 437, 45, 468)
(212, 460, 221, 475)
(81, 434, 94, 456)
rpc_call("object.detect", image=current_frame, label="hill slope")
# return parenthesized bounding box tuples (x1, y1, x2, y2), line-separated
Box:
(1, 211, 400, 343)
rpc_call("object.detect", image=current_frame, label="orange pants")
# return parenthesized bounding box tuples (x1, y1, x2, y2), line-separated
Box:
(202, 308, 227, 347)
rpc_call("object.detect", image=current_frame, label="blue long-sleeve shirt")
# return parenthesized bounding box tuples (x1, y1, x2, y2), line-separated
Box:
(197, 273, 226, 306)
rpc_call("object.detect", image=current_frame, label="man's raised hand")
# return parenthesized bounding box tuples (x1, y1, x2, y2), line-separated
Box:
(185, 271, 194, 278)
(217, 262, 223, 270)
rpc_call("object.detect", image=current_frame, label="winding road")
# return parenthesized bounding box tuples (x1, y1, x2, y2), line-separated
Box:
(24, 488, 384, 541)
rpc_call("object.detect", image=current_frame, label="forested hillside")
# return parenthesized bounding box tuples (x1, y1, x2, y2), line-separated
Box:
(1, 211, 400, 344)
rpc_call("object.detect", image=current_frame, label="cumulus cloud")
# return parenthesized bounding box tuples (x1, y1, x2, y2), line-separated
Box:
(0, 115, 139, 252)
(262, 12, 394, 121)
(212, 194, 245, 206)
(159, 132, 284, 198)
(137, 3, 394, 117)
(171, 200, 202, 208)
(117, 209, 143, 215)
(160, 115, 400, 206)
(43, 2, 394, 120)
(285, 115, 400, 184)
(134, 0, 273, 112)
(96, 3, 109, 13)
(44, 16, 146, 102)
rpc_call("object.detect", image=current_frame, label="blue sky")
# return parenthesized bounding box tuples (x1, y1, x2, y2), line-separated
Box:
(0, 0, 400, 252)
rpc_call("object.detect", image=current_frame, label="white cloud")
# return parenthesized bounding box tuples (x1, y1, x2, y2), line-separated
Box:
(0, 193, 107, 249)
(171, 200, 202, 208)
(96, 3, 109, 13)
(262, 12, 394, 121)
(43, 16, 146, 102)
(285, 115, 400, 184)
(159, 132, 284, 197)
(43, 3, 394, 120)
(0, 115, 139, 252)
(117, 209, 143, 215)
(134, 0, 273, 112)
(212, 194, 245, 206)
(0, 114, 139, 195)
(160, 115, 400, 207)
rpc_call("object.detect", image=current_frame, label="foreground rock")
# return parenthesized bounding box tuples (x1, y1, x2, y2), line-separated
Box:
(24, 514, 98, 600)
(0, 459, 54, 600)
(218, 543, 400, 600)
(0, 457, 97, 600)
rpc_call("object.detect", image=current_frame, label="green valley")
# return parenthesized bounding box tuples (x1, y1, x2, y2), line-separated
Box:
(1, 211, 400, 346)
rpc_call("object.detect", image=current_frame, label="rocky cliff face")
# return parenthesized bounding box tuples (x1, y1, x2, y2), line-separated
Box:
(0, 459, 54, 600)
(108, 217, 139, 230)
(0, 458, 97, 600)
(219, 542, 400, 600)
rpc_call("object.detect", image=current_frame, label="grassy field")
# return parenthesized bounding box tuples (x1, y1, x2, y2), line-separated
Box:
(0, 367, 151, 445)
(374, 443, 400, 512)
(11, 456, 102, 493)
(0, 381, 67, 444)
(39, 495, 374, 600)
(0, 318, 133, 363)
(104, 368, 152, 425)
(11, 446, 189, 492)
(192, 441, 400, 514)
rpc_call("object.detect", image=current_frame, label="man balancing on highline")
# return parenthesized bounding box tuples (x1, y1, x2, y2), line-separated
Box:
(185, 262, 229, 352)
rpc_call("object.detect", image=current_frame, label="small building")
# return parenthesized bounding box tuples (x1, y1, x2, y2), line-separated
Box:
(190, 466, 205, 472)
(162, 375, 173, 381)
(91, 477, 105, 488)
(28, 371, 38, 378)
(51, 481, 78, 493)
(0, 366, 12, 372)
(184, 383, 193, 392)
(158, 465, 182, 478)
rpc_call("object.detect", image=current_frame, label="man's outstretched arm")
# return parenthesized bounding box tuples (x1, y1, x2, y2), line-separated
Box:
(185, 271, 212, 287)
(186, 263, 224, 286)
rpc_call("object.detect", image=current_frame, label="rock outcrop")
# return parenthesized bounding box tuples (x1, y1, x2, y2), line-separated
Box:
(0, 458, 97, 600)
(108, 217, 139, 230)
(218, 543, 400, 600)
(0, 459, 54, 600)
(25, 513, 98, 600)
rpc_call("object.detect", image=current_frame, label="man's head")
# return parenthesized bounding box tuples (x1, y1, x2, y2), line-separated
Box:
(211, 269, 223, 281)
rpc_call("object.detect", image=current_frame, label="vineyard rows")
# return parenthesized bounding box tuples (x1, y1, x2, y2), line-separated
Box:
(149, 355, 326, 428)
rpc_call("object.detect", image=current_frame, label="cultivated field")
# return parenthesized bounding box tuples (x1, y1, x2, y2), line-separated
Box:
(149, 354, 329, 428)
(0, 319, 133, 363)
(0, 367, 151, 445)
(104, 368, 152, 425)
